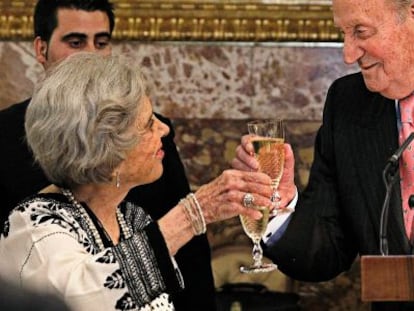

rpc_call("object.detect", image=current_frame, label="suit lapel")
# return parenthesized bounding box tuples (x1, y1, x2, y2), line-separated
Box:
(349, 94, 410, 253)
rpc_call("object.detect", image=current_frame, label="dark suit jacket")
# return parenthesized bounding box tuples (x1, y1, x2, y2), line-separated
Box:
(265, 72, 414, 310)
(0, 99, 216, 311)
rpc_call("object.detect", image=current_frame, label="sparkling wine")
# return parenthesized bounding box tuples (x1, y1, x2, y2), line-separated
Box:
(240, 206, 270, 243)
(239, 120, 282, 273)
(252, 138, 285, 188)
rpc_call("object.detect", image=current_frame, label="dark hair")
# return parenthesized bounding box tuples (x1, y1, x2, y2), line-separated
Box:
(33, 0, 115, 42)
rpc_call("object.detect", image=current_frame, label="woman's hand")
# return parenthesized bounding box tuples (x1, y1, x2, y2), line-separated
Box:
(159, 169, 273, 255)
(195, 169, 273, 224)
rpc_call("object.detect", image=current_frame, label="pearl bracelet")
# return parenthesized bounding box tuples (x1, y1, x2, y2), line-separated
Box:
(180, 193, 206, 235)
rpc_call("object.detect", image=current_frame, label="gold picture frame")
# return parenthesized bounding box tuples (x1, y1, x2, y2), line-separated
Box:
(0, 0, 341, 42)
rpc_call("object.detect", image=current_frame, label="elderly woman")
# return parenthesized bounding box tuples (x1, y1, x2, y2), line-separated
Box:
(0, 53, 272, 311)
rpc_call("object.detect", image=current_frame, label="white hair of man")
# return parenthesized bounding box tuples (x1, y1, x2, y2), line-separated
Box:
(390, 0, 413, 21)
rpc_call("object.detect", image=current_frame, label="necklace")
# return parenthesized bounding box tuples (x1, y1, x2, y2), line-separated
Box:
(61, 188, 132, 252)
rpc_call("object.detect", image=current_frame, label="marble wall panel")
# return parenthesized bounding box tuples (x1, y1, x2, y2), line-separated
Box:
(0, 42, 41, 108)
(115, 42, 359, 120)
(173, 118, 320, 191)
(251, 45, 358, 120)
(116, 43, 255, 119)
(0, 42, 359, 120)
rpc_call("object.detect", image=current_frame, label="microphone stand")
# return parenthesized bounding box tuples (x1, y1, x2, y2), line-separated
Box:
(362, 133, 414, 301)
(379, 160, 400, 256)
(379, 132, 414, 256)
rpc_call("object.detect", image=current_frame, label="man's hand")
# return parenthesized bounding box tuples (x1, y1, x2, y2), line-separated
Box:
(231, 134, 296, 209)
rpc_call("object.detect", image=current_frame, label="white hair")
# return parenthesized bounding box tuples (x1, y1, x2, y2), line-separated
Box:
(25, 52, 147, 187)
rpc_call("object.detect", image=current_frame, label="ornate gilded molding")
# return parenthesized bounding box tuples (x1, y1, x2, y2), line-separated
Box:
(0, 0, 341, 42)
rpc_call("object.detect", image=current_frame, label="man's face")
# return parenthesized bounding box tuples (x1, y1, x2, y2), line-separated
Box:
(333, 0, 414, 99)
(35, 8, 112, 69)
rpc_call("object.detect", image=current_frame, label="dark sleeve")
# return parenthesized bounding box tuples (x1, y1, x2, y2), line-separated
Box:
(264, 78, 357, 282)
(125, 113, 217, 310)
(0, 100, 50, 233)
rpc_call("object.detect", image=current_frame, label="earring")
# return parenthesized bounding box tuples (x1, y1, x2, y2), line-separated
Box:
(116, 172, 121, 188)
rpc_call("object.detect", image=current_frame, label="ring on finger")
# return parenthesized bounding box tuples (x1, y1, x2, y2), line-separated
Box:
(242, 193, 255, 208)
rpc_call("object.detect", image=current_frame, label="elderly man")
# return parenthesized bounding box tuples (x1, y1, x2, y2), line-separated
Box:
(233, 0, 414, 310)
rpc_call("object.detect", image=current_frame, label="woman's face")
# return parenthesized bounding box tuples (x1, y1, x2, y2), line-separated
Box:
(119, 96, 170, 188)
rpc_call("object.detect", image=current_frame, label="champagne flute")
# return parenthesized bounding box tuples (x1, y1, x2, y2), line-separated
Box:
(239, 119, 285, 273)
(249, 119, 286, 215)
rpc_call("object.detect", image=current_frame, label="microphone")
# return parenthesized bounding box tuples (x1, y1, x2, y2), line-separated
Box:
(385, 132, 414, 169)
(380, 132, 414, 256)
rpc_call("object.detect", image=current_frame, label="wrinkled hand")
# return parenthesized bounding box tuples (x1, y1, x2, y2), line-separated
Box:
(231, 134, 296, 210)
(195, 169, 273, 224)
(277, 144, 295, 208)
